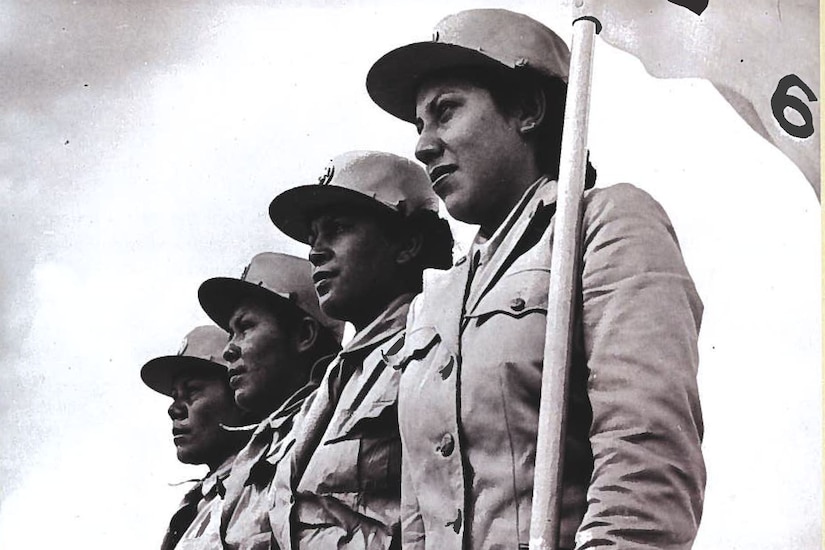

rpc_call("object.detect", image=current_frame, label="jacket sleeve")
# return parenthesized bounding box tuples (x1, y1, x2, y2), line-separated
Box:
(574, 184, 705, 550)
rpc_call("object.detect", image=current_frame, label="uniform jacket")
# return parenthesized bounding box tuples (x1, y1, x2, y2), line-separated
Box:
(393, 179, 705, 550)
(269, 294, 412, 550)
(219, 374, 323, 550)
(163, 454, 235, 550)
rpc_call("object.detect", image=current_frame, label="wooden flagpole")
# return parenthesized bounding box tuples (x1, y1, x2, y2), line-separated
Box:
(528, 10, 599, 550)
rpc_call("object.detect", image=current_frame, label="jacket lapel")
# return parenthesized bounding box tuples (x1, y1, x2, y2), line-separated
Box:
(323, 347, 401, 442)
(418, 258, 472, 357)
(289, 294, 414, 485)
(465, 179, 559, 315)
(287, 360, 339, 487)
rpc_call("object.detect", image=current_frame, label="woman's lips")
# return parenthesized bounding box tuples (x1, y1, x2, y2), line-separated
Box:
(432, 172, 451, 192)
(228, 370, 245, 389)
(172, 427, 190, 442)
(312, 271, 335, 295)
(429, 165, 456, 194)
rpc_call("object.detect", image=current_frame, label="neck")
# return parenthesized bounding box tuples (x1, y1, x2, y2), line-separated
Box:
(479, 172, 541, 237)
(350, 284, 414, 332)
(350, 303, 384, 333)
(206, 451, 236, 473)
(249, 374, 306, 420)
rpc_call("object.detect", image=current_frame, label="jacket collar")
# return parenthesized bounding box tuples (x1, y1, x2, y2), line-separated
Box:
(324, 332, 405, 442)
(339, 292, 415, 358)
(201, 452, 236, 498)
(416, 176, 557, 354)
(261, 380, 319, 432)
(419, 259, 470, 357)
(464, 176, 557, 314)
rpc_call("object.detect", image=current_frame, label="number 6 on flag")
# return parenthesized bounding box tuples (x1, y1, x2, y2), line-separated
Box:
(581, 0, 820, 199)
(772, 74, 818, 140)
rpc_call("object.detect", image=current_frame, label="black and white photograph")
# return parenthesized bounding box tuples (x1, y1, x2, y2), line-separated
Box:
(0, 1, 820, 549)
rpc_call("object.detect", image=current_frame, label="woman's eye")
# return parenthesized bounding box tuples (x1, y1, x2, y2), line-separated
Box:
(327, 220, 348, 235)
(436, 101, 456, 122)
(231, 320, 250, 337)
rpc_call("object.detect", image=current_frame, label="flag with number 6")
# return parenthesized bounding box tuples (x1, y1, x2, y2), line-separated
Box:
(581, 0, 820, 199)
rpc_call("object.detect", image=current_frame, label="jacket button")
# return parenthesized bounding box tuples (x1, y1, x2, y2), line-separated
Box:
(436, 433, 455, 457)
(445, 509, 463, 534)
(510, 297, 526, 311)
(438, 356, 455, 380)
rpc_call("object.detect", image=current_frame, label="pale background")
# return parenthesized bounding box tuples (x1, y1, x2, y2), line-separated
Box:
(0, 1, 820, 548)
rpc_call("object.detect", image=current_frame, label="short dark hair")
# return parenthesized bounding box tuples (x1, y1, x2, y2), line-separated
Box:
(383, 209, 454, 273)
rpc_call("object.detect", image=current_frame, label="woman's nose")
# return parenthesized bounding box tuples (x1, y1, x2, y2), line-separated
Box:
(167, 400, 186, 420)
(415, 127, 441, 167)
(223, 342, 242, 363)
(308, 246, 330, 268)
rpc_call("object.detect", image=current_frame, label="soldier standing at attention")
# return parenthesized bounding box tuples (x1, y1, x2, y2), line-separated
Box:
(197, 252, 344, 549)
(265, 150, 454, 549)
(141, 325, 251, 550)
(367, 9, 705, 550)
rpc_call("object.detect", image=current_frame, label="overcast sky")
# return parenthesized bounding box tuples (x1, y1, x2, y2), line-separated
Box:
(0, 1, 820, 548)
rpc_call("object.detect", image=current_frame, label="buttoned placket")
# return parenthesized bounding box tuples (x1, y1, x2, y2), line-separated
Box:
(447, 176, 553, 546)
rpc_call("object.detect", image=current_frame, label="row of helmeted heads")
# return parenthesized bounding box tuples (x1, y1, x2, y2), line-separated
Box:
(141, 150, 437, 394)
(141, 7, 572, 394)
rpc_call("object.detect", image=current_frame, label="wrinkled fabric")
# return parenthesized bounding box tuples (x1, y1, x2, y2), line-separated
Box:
(269, 294, 413, 550)
(395, 180, 705, 550)
(161, 481, 203, 550)
(219, 376, 325, 550)
(167, 454, 235, 550)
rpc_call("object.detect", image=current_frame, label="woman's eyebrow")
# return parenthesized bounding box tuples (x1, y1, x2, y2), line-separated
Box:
(228, 310, 247, 327)
(422, 91, 443, 113)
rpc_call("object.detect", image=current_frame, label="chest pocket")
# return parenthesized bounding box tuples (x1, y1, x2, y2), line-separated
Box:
(467, 266, 551, 326)
(299, 358, 402, 496)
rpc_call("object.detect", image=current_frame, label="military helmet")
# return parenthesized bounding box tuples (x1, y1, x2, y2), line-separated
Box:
(269, 150, 439, 244)
(367, 8, 571, 123)
(141, 325, 230, 397)
(198, 252, 345, 343)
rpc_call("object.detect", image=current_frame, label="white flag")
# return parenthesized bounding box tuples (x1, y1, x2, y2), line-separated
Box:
(580, 0, 820, 199)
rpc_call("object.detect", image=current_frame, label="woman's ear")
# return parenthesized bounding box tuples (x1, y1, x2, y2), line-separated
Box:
(293, 316, 320, 354)
(395, 232, 424, 266)
(517, 85, 547, 135)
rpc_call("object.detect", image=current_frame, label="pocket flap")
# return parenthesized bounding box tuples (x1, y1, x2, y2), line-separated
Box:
(468, 267, 551, 319)
(324, 360, 401, 443)
(385, 326, 440, 372)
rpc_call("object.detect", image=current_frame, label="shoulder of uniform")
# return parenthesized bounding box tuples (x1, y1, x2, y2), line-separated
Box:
(421, 263, 466, 301)
(584, 182, 670, 225)
(585, 182, 656, 206)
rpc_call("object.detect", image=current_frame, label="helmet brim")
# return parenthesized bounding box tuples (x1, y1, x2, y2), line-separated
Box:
(367, 41, 511, 123)
(269, 185, 399, 244)
(197, 277, 304, 332)
(141, 356, 226, 397)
